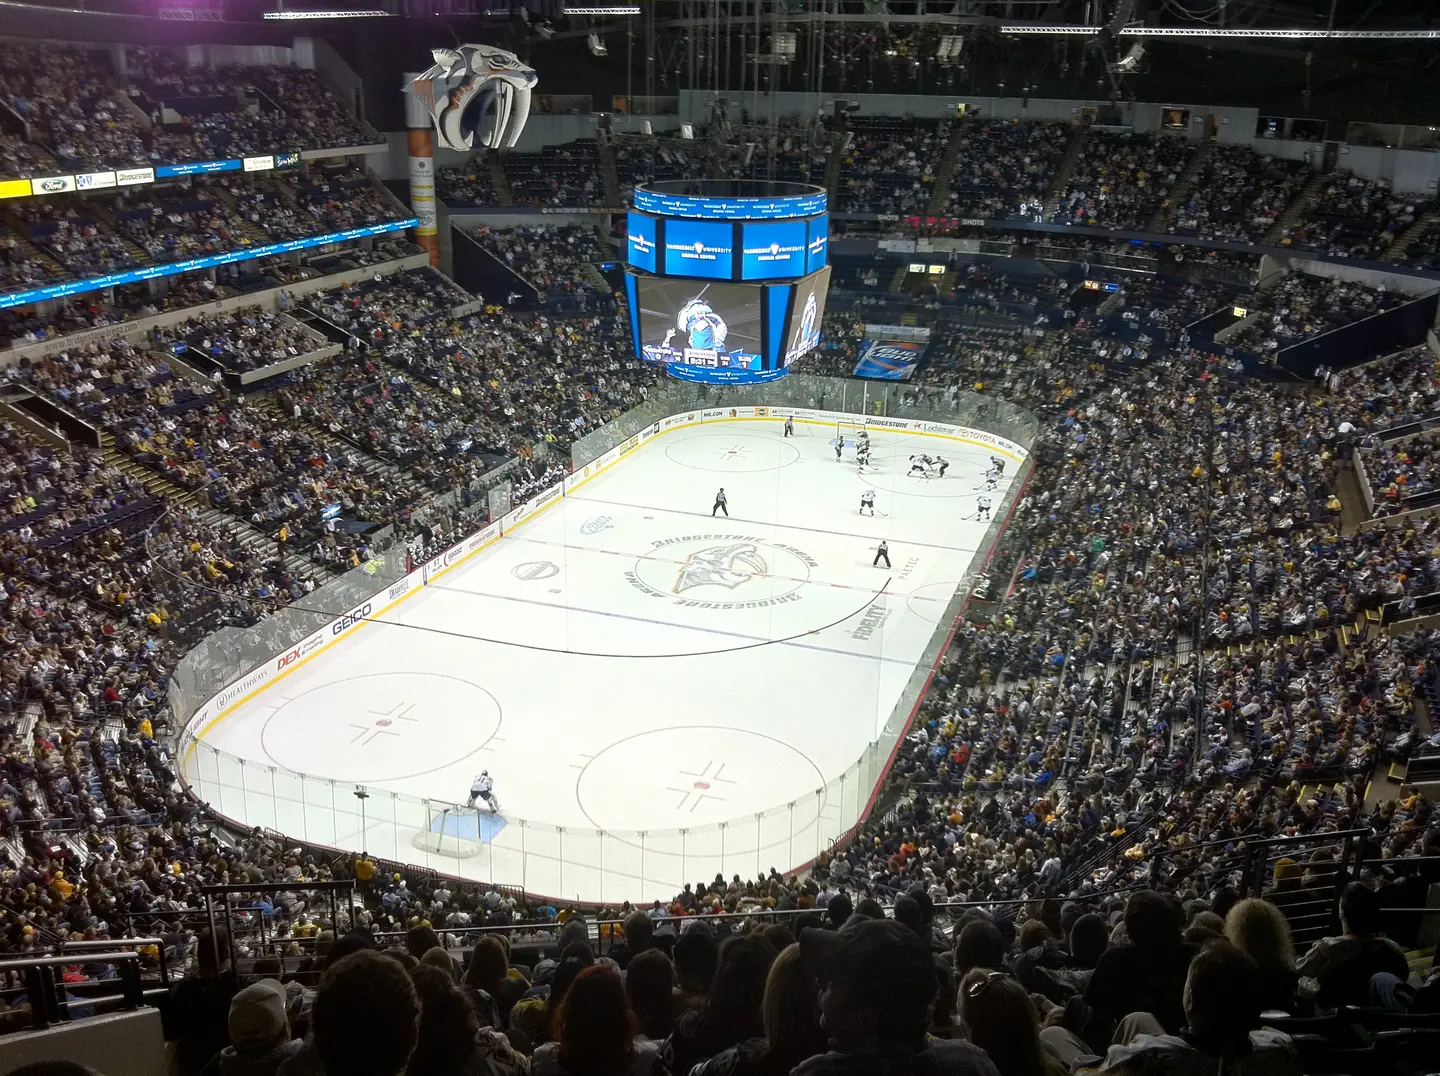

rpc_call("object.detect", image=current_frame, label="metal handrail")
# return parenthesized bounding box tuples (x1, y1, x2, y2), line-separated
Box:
(369, 889, 1147, 947)
(40, 937, 172, 989)
(1248, 828, 1372, 850)
(0, 951, 144, 1030)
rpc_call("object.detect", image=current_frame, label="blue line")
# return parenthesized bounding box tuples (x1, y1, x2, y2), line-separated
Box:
(422, 581, 920, 667)
(566, 492, 978, 555)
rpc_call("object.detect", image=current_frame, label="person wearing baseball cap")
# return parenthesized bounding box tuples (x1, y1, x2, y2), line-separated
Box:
(203, 978, 301, 1075)
(797, 919, 1000, 1076)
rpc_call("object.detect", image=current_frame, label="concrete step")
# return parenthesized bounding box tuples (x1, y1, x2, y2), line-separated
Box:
(1043, 124, 1090, 220)
(1385, 208, 1439, 264)
(487, 153, 515, 207)
(1148, 140, 1214, 232)
(925, 121, 968, 217)
(1263, 169, 1328, 246)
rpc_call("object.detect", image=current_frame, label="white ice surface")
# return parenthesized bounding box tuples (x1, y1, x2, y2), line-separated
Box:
(190, 419, 1014, 903)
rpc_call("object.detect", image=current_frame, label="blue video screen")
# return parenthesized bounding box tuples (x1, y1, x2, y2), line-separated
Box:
(783, 265, 832, 367)
(807, 216, 828, 274)
(740, 220, 807, 280)
(626, 212, 657, 273)
(633, 187, 827, 220)
(632, 275, 769, 384)
(662, 219, 734, 279)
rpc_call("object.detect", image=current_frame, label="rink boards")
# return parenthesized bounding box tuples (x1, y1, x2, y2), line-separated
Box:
(180, 403, 1031, 898)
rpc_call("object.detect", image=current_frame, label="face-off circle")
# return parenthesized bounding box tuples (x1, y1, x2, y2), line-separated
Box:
(260, 672, 501, 784)
(575, 726, 828, 832)
(663, 432, 801, 473)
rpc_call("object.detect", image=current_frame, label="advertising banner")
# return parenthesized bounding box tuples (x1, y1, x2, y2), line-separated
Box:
(157, 159, 242, 178)
(852, 338, 928, 381)
(75, 171, 117, 191)
(116, 167, 156, 187)
(30, 175, 76, 195)
(0, 218, 419, 311)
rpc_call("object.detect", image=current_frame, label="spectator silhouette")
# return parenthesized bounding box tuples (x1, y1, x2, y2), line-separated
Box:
(692, 942, 826, 1076)
(1296, 882, 1411, 1009)
(798, 918, 999, 1076)
(1224, 899, 1299, 1013)
(532, 965, 666, 1076)
(958, 969, 1066, 1076)
(304, 950, 418, 1076)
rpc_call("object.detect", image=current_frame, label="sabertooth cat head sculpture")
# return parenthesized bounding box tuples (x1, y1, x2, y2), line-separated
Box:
(411, 45, 538, 152)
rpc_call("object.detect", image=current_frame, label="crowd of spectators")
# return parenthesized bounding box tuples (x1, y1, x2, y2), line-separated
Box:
(612, 124, 833, 204)
(435, 163, 500, 207)
(297, 268, 656, 491)
(470, 224, 605, 301)
(0, 42, 379, 179)
(429, 128, 1440, 276)
(944, 120, 1069, 221)
(1169, 145, 1312, 243)
(1052, 131, 1192, 231)
(0, 187, 1435, 1076)
(1282, 173, 1423, 260)
(1229, 272, 1404, 353)
(0, 239, 419, 347)
(150, 307, 326, 375)
(503, 141, 606, 207)
(0, 173, 408, 320)
(837, 118, 947, 215)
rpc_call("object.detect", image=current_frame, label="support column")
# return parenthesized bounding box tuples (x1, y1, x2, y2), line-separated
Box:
(403, 74, 440, 268)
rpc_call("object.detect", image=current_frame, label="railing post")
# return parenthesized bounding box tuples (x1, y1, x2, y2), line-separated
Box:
(26, 965, 52, 1029)
(1331, 832, 1357, 935)
(119, 956, 142, 1011)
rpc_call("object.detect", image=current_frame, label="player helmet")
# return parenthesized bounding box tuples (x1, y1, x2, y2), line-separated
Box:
(677, 298, 728, 351)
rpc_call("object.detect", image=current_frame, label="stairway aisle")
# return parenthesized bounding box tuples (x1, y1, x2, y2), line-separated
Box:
(1148, 141, 1214, 232)
(1043, 124, 1090, 221)
(1384, 208, 1439, 265)
(1262, 169, 1328, 247)
(98, 435, 331, 582)
(925, 122, 968, 217)
(487, 153, 515, 207)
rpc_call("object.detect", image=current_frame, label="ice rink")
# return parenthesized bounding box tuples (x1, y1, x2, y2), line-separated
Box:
(188, 417, 1017, 903)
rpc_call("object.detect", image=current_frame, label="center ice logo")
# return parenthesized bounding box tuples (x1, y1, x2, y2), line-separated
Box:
(673, 541, 768, 594)
(624, 535, 818, 611)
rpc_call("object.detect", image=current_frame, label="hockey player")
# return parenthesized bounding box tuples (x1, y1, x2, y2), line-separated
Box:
(990, 455, 1006, 475)
(860, 489, 876, 516)
(856, 442, 872, 469)
(857, 429, 870, 453)
(712, 487, 729, 517)
(935, 457, 949, 479)
(908, 455, 928, 477)
(976, 493, 992, 521)
(467, 771, 499, 812)
(975, 468, 1000, 491)
(834, 438, 843, 462)
(783, 416, 794, 437)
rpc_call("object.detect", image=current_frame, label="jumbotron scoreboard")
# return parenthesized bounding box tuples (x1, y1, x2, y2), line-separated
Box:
(623, 180, 831, 384)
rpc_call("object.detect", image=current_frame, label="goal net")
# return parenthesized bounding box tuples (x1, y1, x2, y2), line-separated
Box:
(410, 800, 487, 859)
(835, 419, 869, 443)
